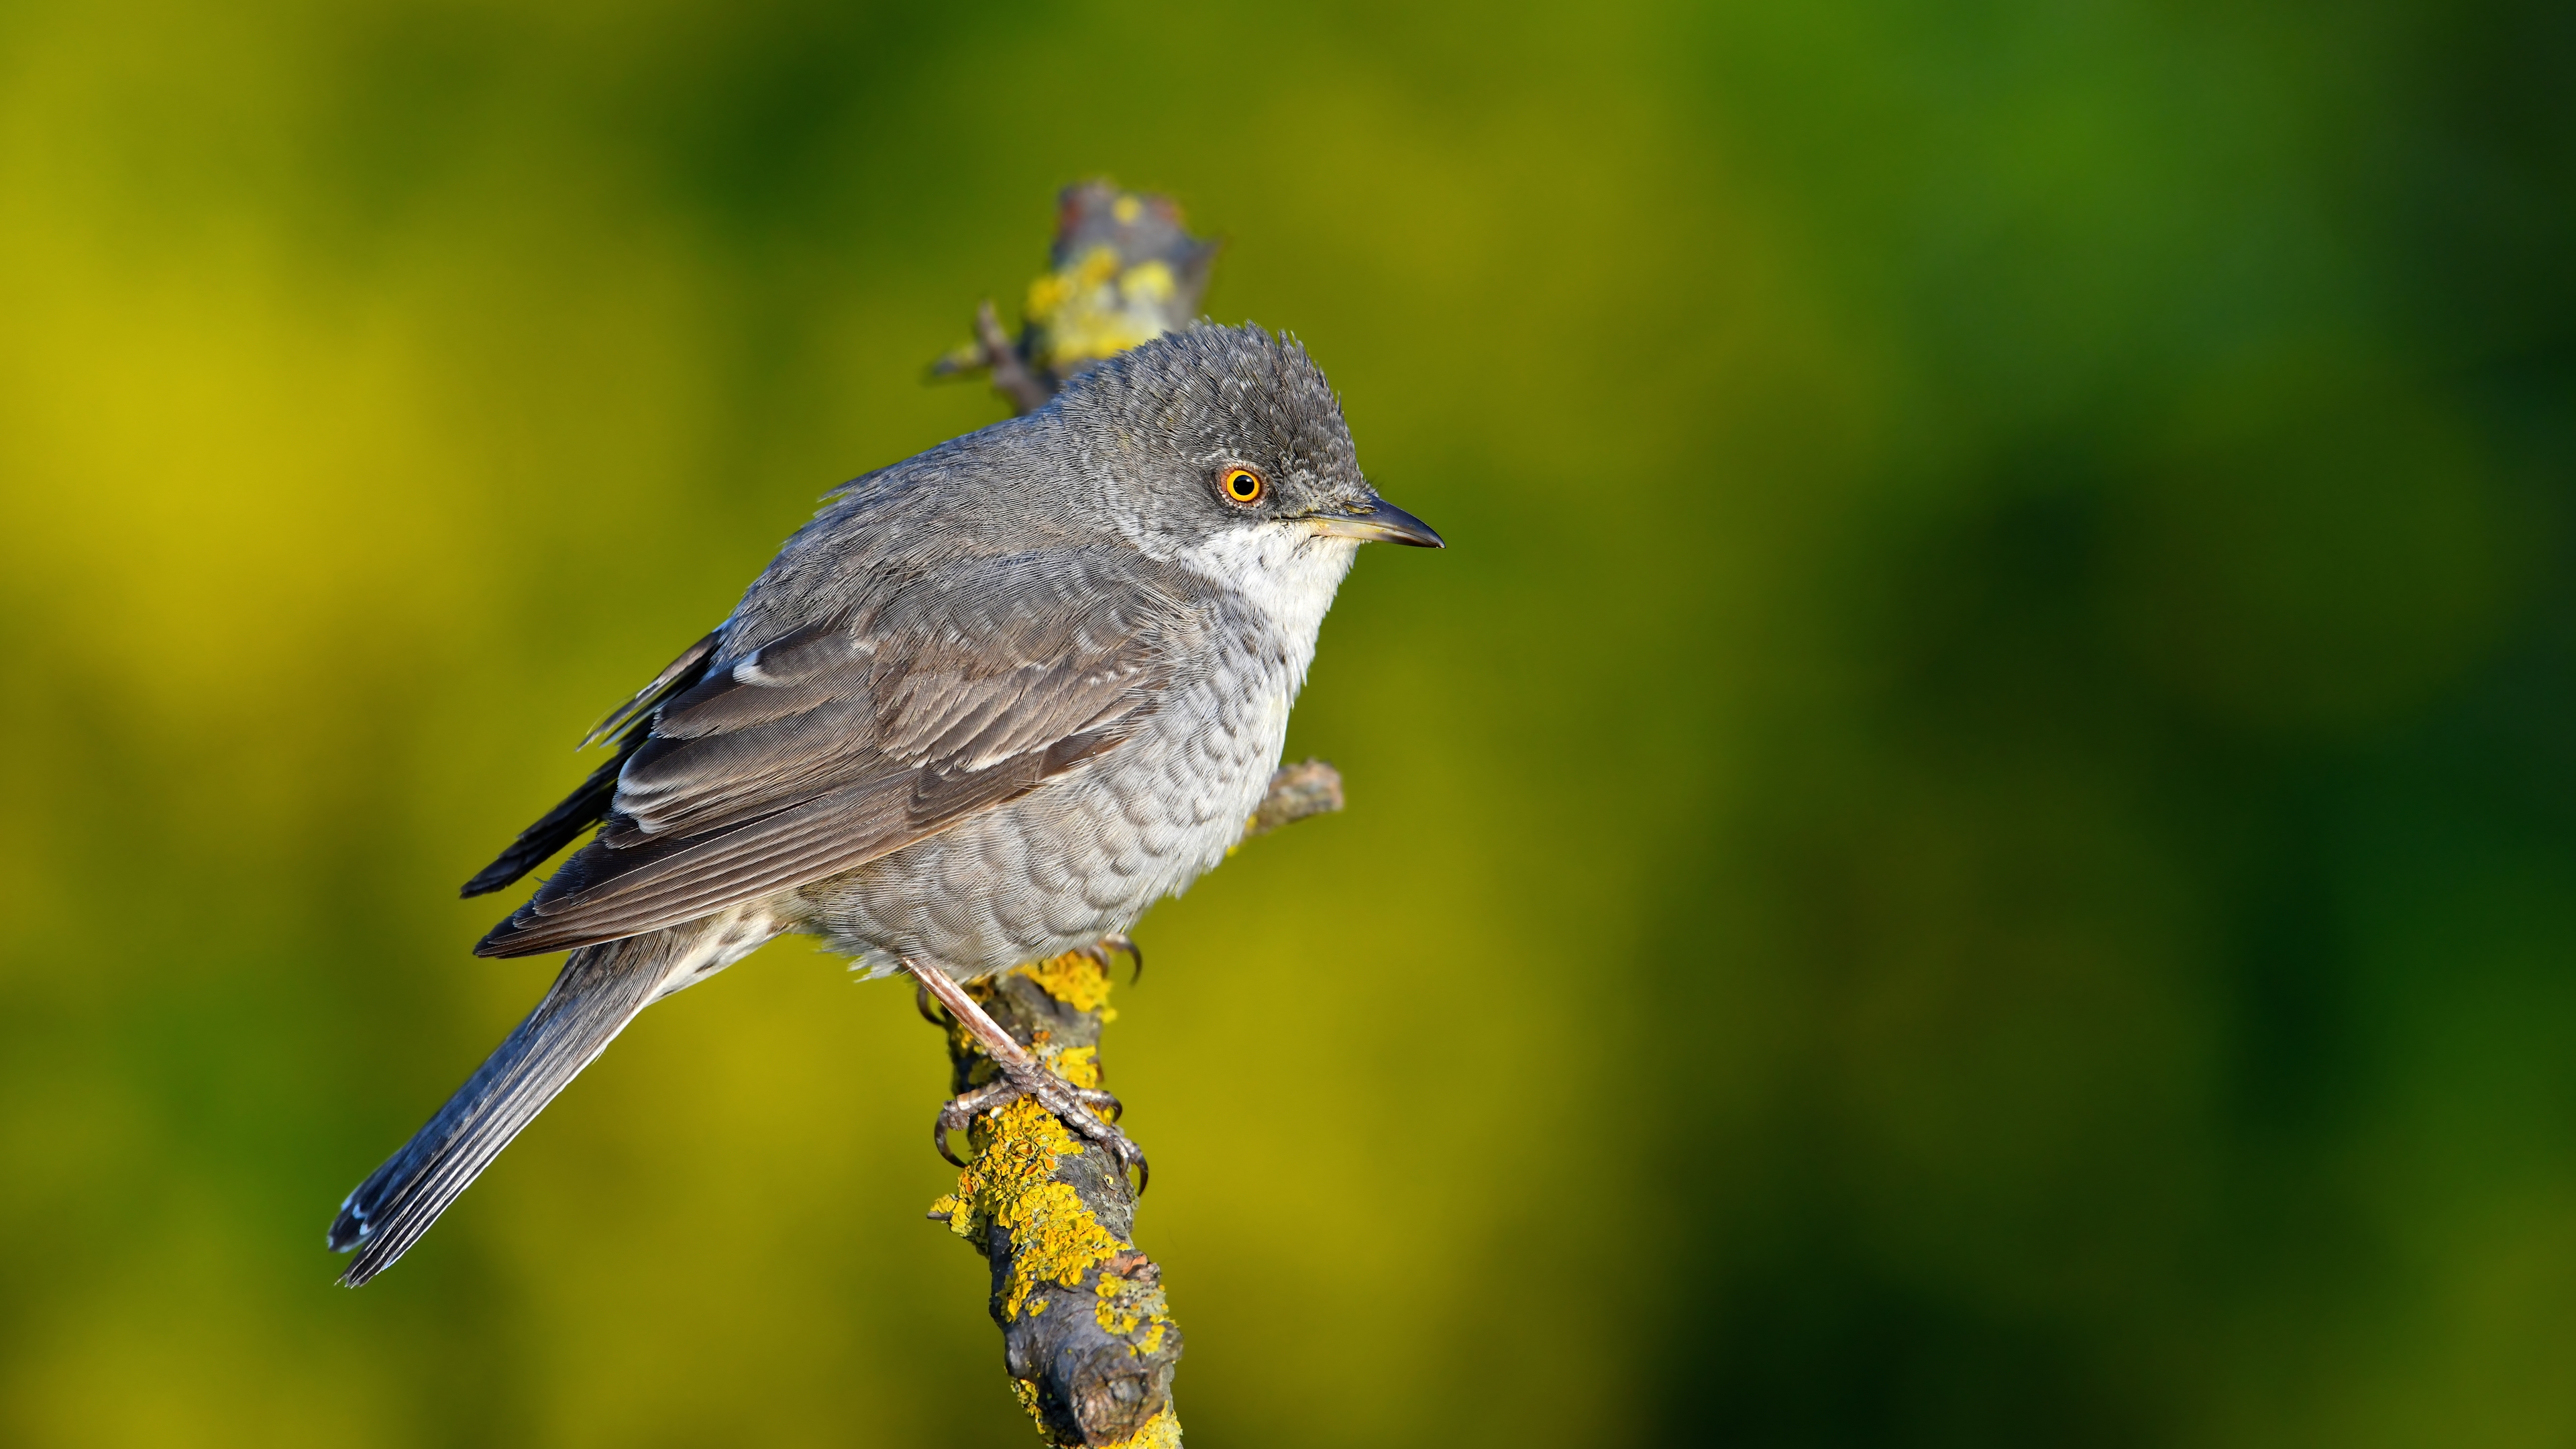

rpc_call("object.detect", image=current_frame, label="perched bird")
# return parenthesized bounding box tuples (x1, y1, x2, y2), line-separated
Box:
(327, 324, 1442, 1286)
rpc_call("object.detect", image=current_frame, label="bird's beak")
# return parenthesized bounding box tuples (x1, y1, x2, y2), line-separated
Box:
(1306, 498, 1446, 548)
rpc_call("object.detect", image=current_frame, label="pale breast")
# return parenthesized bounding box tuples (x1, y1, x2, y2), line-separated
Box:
(795, 610, 1301, 977)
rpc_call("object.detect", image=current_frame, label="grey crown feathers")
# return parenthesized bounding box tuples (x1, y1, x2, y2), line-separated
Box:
(327, 323, 1441, 1285)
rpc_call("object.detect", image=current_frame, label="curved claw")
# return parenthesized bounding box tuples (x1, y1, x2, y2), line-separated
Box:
(1060, 1104, 1148, 1191)
(915, 981, 952, 1028)
(1065, 1100, 1146, 1191)
(1114, 1138, 1150, 1197)
(932, 1078, 1017, 1169)
(1069, 1084, 1124, 1124)
(1070, 935, 1144, 985)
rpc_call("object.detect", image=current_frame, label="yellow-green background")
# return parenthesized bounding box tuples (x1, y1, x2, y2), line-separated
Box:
(1, 1, 2569, 1444)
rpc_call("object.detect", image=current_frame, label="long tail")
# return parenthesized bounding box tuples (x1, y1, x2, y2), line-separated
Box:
(328, 911, 773, 1286)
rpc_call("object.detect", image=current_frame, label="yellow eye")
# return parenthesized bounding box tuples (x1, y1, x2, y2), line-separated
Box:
(1221, 467, 1265, 504)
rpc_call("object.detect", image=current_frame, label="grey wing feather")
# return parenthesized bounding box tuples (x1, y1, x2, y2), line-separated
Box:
(580, 631, 723, 749)
(474, 551, 1200, 959)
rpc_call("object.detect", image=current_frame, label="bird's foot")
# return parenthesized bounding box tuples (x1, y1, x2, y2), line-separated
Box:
(1073, 932, 1144, 983)
(910, 958, 1148, 1191)
(932, 1060, 1146, 1189)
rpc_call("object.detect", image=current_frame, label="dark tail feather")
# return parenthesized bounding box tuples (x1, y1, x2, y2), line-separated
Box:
(328, 930, 686, 1287)
(458, 753, 623, 898)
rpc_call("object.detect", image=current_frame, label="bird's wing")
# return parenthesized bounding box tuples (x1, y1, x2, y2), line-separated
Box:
(474, 551, 1201, 957)
(460, 632, 722, 899)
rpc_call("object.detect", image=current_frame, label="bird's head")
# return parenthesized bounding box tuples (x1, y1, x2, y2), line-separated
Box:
(1052, 325, 1442, 604)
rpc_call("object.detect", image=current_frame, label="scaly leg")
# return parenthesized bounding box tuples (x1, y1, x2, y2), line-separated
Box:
(908, 960, 1148, 1189)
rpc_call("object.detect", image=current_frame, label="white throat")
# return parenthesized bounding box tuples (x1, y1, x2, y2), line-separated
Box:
(1175, 525, 1361, 670)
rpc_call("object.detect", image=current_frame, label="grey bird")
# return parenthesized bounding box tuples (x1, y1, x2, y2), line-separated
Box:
(327, 324, 1441, 1286)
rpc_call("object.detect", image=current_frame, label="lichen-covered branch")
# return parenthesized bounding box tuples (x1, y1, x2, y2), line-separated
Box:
(932, 179, 1219, 418)
(920, 760, 1341, 1447)
(924, 956, 1181, 1448)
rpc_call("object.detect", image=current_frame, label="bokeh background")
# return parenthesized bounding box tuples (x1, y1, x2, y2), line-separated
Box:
(1, 1, 2569, 1444)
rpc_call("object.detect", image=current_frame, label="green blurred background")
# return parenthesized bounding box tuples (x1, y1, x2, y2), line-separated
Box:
(1, 0, 2569, 1444)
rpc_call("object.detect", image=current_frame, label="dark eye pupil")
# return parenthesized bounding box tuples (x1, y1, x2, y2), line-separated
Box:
(1230, 474, 1257, 496)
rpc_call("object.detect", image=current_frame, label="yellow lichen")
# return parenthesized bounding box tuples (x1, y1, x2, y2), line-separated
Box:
(939, 1095, 1128, 1322)
(928, 1191, 970, 1240)
(1094, 1278, 1144, 1336)
(1119, 260, 1175, 305)
(1093, 1267, 1175, 1354)
(1022, 246, 1112, 325)
(1020, 951, 1116, 1013)
(1074, 243, 1122, 286)
(1101, 1404, 1182, 1449)
(1026, 244, 1169, 369)
(1047, 1044, 1102, 1092)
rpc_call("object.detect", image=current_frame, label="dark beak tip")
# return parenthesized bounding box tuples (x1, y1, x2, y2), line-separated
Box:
(1369, 498, 1446, 549)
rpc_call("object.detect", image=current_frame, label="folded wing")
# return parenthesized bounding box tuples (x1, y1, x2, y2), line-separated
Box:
(474, 551, 1201, 958)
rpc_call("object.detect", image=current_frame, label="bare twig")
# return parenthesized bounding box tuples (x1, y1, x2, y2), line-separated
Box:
(1248, 757, 1346, 837)
(974, 299, 1057, 417)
